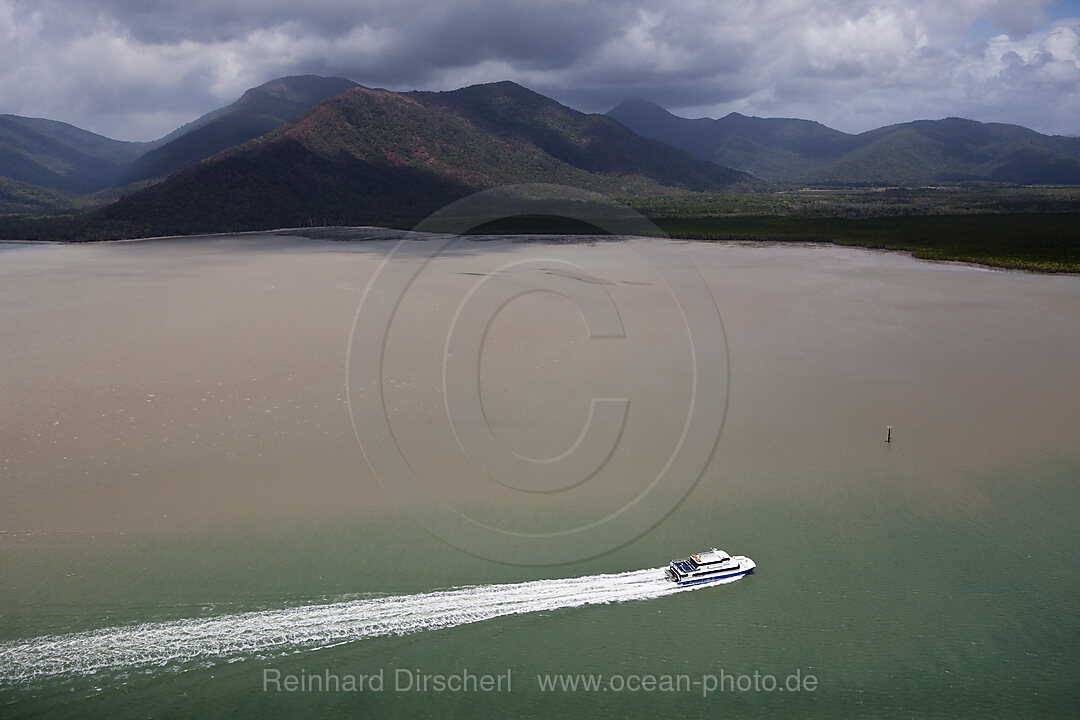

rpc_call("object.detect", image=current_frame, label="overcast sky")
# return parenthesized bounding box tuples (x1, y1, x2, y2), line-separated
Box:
(1, 0, 1078, 141)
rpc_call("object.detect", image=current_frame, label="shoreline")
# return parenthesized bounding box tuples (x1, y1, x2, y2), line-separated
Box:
(666, 234, 1080, 275)
(4, 225, 1077, 276)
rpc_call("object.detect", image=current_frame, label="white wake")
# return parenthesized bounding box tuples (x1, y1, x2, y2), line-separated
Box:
(0, 567, 745, 685)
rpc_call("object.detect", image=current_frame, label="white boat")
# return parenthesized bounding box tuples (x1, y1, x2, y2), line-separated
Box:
(665, 548, 755, 586)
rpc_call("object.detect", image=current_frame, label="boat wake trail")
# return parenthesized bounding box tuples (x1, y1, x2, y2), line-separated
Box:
(0, 567, 738, 685)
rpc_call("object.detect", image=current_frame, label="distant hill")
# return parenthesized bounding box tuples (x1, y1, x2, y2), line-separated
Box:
(0, 175, 77, 214)
(0, 114, 151, 194)
(122, 75, 359, 184)
(83, 82, 752, 238)
(0, 76, 359, 213)
(607, 100, 1080, 185)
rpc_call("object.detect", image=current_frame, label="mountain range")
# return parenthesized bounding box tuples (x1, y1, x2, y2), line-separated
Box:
(2, 77, 751, 237)
(1, 76, 1078, 239)
(4, 80, 752, 238)
(607, 99, 1080, 186)
(0, 76, 362, 214)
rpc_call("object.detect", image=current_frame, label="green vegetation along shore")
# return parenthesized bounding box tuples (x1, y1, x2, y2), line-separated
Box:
(3, 186, 1078, 273)
(649, 213, 1079, 273)
(626, 187, 1080, 273)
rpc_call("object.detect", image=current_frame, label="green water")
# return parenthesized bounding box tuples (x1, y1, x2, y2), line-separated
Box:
(1, 236, 1079, 717)
(3, 460, 1078, 718)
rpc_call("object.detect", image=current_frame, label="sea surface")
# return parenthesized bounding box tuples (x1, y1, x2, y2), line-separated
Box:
(1, 232, 1077, 718)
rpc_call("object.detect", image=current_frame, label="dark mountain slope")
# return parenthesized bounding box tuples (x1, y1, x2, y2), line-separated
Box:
(0, 175, 76, 213)
(0, 115, 150, 193)
(422, 83, 745, 188)
(84, 82, 753, 238)
(122, 75, 359, 184)
(605, 99, 713, 153)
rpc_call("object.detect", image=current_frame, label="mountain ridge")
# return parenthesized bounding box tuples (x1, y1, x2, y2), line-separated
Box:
(0, 76, 360, 211)
(123, 75, 360, 184)
(607, 99, 1080, 185)
(4, 77, 1080, 240)
(0, 114, 152, 195)
(80, 81, 752, 238)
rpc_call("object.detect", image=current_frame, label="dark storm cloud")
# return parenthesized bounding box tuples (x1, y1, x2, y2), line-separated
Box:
(49, 0, 638, 57)
(52, 0, 383, 43)
(0, 0, 1076, 140)
(334, 0, 644, 85)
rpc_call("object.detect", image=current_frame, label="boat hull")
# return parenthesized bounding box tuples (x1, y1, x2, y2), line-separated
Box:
(666, 554, 756, 586)
(673, 566, 754, 586)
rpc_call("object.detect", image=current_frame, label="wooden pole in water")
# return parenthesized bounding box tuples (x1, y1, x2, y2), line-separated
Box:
(886, 425, 893, 443)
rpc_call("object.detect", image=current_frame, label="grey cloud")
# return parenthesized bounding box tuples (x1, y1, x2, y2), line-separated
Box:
(37, 0, 635, 49)
(0, 0, 1076, 140)
(360, 1, 638, 84)
(32, 0, 384, 43)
